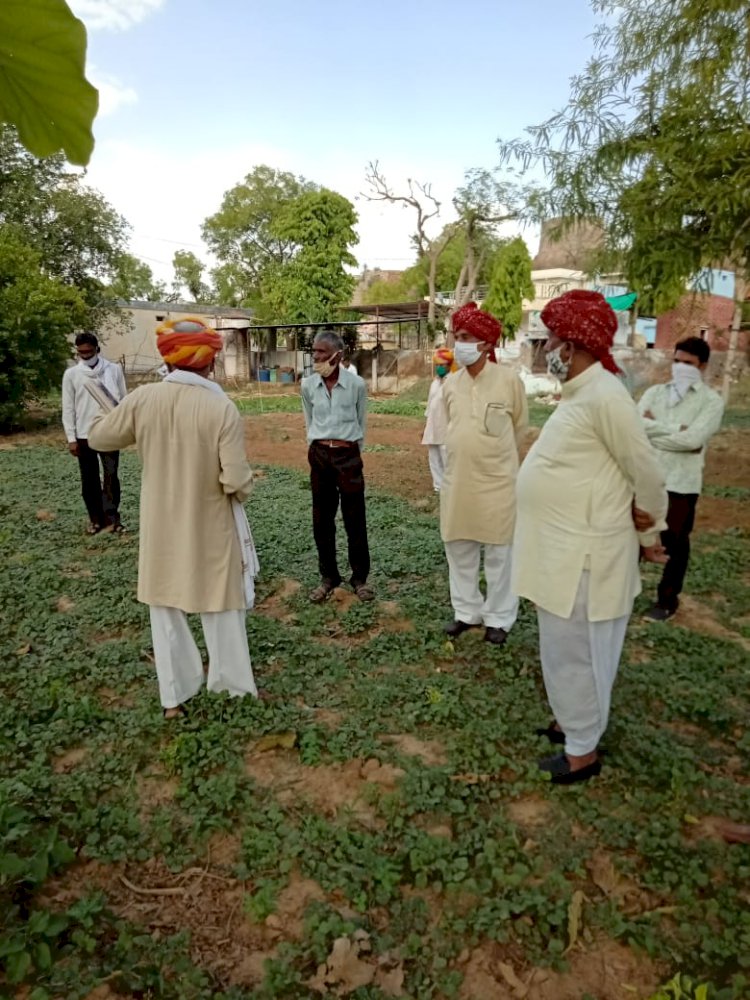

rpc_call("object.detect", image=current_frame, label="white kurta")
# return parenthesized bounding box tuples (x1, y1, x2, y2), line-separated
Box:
(422, 378, 448, 445)
(514, 363, 668, 622)
(88, 382, 254, 612)
(440, 363, 528, 545)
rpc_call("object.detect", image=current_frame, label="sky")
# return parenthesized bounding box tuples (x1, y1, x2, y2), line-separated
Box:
(71, 0, 600, 285)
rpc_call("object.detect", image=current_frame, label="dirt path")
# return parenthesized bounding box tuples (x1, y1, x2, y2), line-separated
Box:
(245, 413, 750, 529)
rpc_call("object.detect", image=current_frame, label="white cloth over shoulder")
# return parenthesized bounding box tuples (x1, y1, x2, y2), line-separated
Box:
(164, 369, 260, 609)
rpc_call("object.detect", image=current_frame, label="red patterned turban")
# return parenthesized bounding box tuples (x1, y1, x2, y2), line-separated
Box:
(156, 318, 224, 371)
(541, 290, 620, 374)
(451, 302, 502, 363)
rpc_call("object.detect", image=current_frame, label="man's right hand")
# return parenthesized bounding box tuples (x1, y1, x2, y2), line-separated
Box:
(68, 442, 79, 457)
(632, 504, 655, 532)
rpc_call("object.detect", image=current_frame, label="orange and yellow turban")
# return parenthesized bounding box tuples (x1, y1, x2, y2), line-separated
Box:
(156, 318, 223, 371)
(433, 347, 456, 372)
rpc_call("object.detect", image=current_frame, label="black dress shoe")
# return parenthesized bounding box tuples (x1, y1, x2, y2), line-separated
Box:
(484, 627, 508, 646)
(538, 752, 601, 784)
(444, 619, 474, 638)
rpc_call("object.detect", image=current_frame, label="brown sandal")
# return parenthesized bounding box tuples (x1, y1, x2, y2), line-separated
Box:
(354, 584, 375, 602)
(309, 583, 335, 603)
(85, 523, 102, 536)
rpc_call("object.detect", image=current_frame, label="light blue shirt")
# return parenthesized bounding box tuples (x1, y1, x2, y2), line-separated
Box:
(301, 366, 367, 444)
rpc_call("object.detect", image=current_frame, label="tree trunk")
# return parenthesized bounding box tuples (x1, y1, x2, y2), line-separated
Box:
(721, 272, 745, 404)
(427, 251, 438, 328)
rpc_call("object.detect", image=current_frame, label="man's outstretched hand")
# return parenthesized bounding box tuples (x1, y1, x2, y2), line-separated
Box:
(641, 544, 669, 564)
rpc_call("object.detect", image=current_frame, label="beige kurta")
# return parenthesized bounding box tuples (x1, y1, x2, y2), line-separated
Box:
(513, 363, 668, 622)
(440, 362, 528, 545)
(88, 382, 253, 613)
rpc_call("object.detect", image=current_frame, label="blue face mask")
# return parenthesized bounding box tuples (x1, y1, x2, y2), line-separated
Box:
(436, 365, 449, 378)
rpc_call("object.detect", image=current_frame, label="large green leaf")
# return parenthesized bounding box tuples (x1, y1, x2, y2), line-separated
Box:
(0, 0, 98, 165)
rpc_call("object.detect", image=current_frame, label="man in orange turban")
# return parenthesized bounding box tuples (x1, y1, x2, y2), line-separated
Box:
(88, 317, 259, 718)
(440, 303, 528, 646)
(421, 348, 453, 492)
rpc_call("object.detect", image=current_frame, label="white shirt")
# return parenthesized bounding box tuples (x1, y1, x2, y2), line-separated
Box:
(638, 380, 724, 495)
(62, 358, 127, 442)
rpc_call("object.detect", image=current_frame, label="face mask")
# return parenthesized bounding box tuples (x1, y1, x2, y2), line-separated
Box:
(436, 365, 449, 378)
(81, 355, 99, 368)
(671, 361, 702, 388)
(313, 353, 340, 378)
(546, 344, 572, 380)
(454, 342, 484, 367)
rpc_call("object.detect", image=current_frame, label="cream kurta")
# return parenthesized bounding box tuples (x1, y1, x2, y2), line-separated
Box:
(514, 363, 668, 622)
(422, 378, 448, 445)
(88, 382, 253, 612)
(440, 363, 528, 545)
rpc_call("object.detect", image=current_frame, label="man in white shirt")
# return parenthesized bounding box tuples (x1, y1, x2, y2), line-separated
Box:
(514, 291, 668, 784)
(62, 333, 127, 534)
(638, 337, 724, 621)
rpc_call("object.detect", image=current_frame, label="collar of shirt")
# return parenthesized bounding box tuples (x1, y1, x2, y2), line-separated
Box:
(313, 366, 353, 391)
(561, 360, 602, 398)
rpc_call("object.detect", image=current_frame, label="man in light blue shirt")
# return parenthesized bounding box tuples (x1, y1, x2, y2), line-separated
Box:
(638, 336, 724, 621)
(300, 331, 372, 603)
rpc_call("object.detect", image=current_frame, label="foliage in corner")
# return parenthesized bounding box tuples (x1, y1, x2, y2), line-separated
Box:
(0, 0, 98, 166)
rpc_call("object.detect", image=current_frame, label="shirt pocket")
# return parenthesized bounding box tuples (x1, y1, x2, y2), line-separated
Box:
(484, 402, 510, 437)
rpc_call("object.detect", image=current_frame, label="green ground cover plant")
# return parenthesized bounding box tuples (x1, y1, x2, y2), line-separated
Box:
(0, 436, 748, 999)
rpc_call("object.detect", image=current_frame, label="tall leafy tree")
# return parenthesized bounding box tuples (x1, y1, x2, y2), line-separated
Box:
(202, 165, 317, 307)
(497, 0, 750, 392)
(259, 189, 358, 324)
(483, 237, 535, 340)
(0, 227, 88, 428)
(108, 253, 167, 301)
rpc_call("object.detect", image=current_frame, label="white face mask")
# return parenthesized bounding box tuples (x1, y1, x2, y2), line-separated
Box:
(81, 355, 99, 368)
(669, 361, 702, 404)
(546, 344, 572, 380)
(454, 342, 484, 367)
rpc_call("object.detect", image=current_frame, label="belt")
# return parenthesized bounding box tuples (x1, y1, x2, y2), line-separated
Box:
(315, 439, 357, 448)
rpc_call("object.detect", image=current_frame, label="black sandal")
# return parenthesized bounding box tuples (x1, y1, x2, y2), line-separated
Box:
(535, 720, 566, 745)
(538, 752, 601, 785)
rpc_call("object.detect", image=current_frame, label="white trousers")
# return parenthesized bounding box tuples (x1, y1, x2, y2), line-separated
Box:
(537, 571, 629, 756)
(149, 606, 258, 709)
(427, 445, 447, 491)
(444, 540, 518, 629)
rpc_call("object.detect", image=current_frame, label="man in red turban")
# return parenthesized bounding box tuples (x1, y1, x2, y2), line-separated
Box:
(88, 317, 259, 719)
(540, 290, 621, 375)
(440, 303, 528, 646)
(513, 289, 668, 783)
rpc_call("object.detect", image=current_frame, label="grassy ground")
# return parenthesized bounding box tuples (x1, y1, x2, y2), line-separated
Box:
(1, 389, 749, 999)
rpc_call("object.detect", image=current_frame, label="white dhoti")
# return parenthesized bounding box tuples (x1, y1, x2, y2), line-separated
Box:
(427, 445, 447, 492)
(149, 606, 258, 709)
(444, 540, 518, 629)
(537, 571, 629, 756)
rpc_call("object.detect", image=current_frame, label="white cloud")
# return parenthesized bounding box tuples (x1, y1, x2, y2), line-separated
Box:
(89, 69, 137, 117)
(70, 0, 165, 32)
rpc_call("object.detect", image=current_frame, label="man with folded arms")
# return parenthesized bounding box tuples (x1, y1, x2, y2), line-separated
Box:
(514, 291, 668, 784)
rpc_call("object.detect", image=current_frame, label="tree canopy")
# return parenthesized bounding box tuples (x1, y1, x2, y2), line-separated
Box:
(204, 167, 358, 323)
(498, 0, 750, 315)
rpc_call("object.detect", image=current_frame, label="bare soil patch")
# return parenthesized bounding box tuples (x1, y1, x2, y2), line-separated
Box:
(382, 733, 446, 766)
(505, 796, 555, 830)
(244, 750, 404, 827)
(52, 746, 88, 773)
(459, 936, 664, 1000)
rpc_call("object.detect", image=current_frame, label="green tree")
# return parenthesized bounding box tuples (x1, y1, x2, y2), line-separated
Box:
(497, 0, 750, 390)
(0, 227, 88, 427)
(258, 189, 358, 323)
(483, 237, 535, 340)
(108, 253, 167, 301)
(0, 0, 97, 165)
(172, 249, 210, 303)
(202, 165, 316, 307)
(0, 127, 129, 323)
